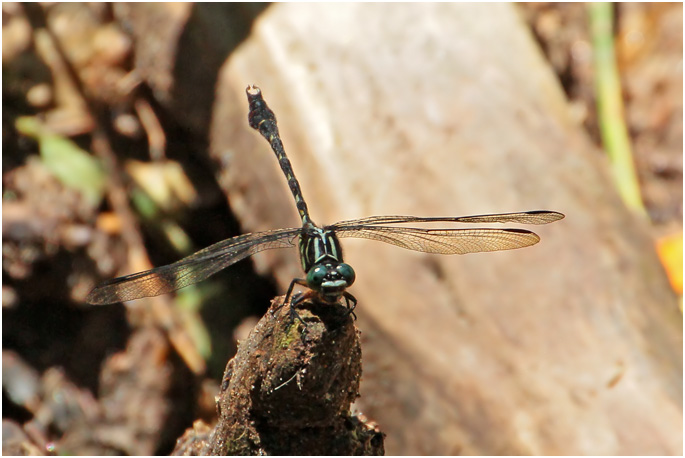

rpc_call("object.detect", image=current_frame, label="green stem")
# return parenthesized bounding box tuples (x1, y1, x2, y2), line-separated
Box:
(589, 3, 647, 216)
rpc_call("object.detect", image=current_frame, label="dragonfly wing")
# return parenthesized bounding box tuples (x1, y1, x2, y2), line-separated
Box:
(86, 228, 301, 305)
(329, 210, 564, 227)
(333, 225, 541, 255)
(438, 210, 565, 224)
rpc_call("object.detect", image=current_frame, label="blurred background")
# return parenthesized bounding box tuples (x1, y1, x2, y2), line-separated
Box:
(2, 3, 681, 455)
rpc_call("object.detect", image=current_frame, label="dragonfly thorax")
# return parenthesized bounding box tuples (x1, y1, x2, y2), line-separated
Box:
(299, 225, 344, 272)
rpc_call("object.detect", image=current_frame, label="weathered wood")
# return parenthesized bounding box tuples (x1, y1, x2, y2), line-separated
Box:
(207, 3, 682, 455)
(122, 3, 681, 455)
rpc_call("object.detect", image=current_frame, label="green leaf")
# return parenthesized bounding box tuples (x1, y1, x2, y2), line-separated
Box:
(16, 116, 106, 207)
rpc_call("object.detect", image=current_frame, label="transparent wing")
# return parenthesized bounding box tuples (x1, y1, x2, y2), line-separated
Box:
(329, 210, 564, 228)
(332, 225, 542, 255)
(86, 227, 301, 305)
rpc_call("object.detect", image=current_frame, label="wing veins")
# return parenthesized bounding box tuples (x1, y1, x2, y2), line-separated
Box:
(334, 225, 541, 254)
(86, 228, 301, 305)
(329, 210, 564, 228)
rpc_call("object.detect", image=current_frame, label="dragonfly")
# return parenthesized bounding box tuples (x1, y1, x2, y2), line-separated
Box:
(87, 86, 564, 316)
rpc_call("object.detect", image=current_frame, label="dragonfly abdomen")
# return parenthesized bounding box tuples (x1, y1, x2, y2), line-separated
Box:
(247, 86, 313, 227)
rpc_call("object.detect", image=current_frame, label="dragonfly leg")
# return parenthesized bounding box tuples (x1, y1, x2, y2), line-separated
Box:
(342, 292, 358, 320)
(285, 277, 308, 306)
(272, 278, 310, 338)
(271, 277, 307, 316)
(288, 291, 308, 330)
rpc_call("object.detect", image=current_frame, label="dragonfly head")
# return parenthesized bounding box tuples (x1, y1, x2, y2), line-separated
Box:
(306, 262, 356, 303)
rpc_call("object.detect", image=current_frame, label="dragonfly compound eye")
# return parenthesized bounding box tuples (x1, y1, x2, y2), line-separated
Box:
(336, 263, 355, 286)
(306, 265, 327, 288)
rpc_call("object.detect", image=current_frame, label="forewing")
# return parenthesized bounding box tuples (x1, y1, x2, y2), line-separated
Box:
(86, 228, 301, 305)
(329, 210, 564, 228)
(333, 225, 541, 255)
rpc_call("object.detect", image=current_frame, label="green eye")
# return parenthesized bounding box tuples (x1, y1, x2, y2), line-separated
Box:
(306, 265, 327, 288)
(336, 263, 355, 286)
